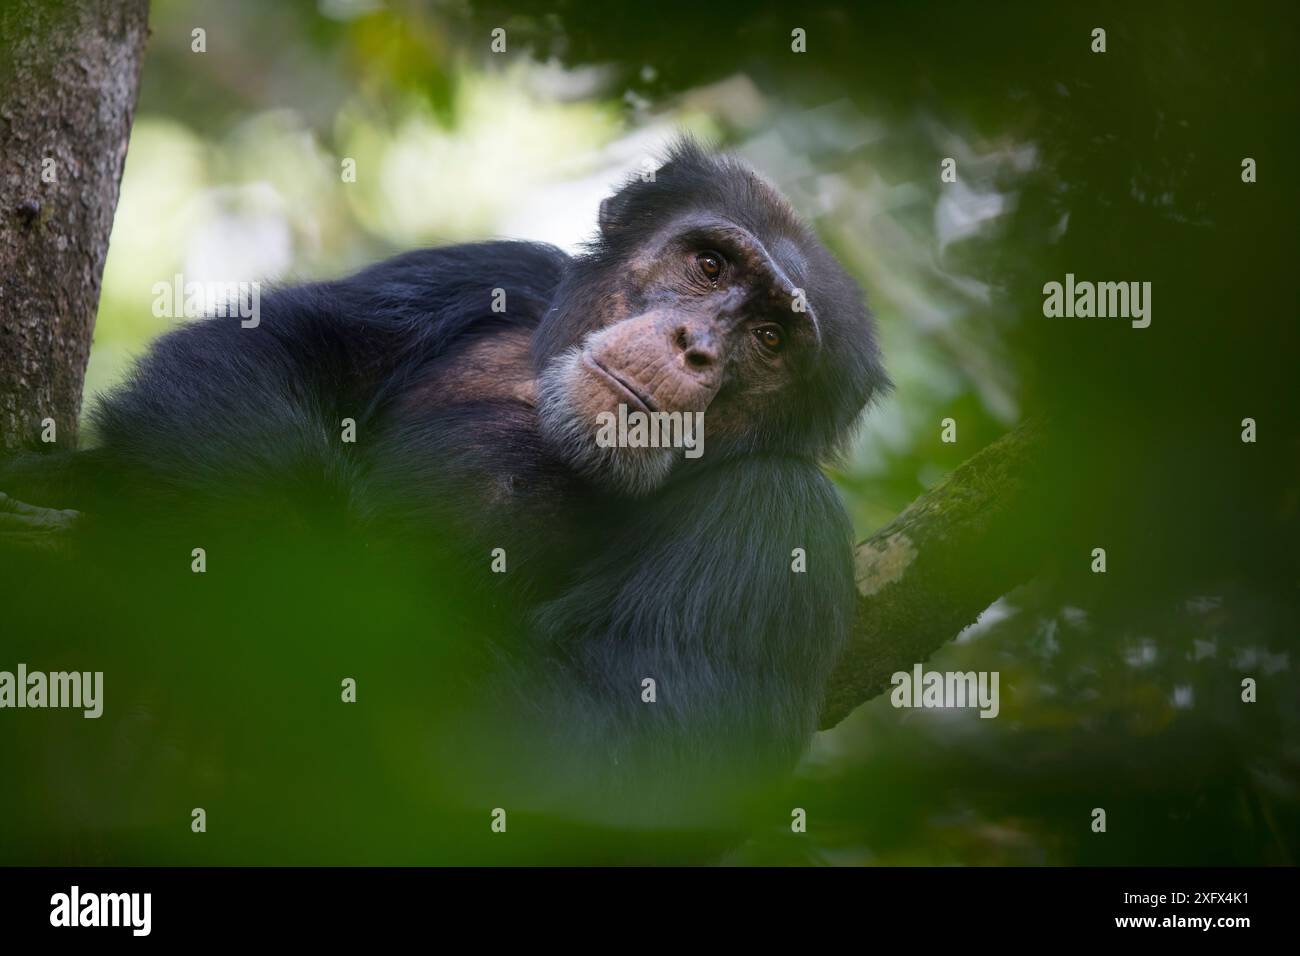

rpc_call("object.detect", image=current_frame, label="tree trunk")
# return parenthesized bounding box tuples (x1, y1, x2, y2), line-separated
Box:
(0, 0, 150, 449)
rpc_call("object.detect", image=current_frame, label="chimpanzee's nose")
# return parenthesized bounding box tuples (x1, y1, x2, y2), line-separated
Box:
(673, 323, 721, 371)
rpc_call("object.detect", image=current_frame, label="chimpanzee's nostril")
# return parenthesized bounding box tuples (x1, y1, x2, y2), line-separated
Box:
(685, 348, 712, 368)
(674, 324, 719, 371)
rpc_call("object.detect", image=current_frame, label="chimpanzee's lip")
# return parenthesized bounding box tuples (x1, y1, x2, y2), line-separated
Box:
(583, 352, 658, 414)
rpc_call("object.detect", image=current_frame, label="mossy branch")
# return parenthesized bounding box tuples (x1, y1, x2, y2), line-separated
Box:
(820, 422, 1048, 728)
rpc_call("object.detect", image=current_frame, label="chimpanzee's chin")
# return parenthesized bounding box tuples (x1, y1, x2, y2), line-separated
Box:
(537, 351, 674, 497)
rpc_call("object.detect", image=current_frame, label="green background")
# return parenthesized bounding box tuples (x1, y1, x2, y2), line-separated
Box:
(2, 0, 1297, 865)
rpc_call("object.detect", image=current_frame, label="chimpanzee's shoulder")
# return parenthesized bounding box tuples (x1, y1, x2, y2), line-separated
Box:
(342, 240, 571, 290)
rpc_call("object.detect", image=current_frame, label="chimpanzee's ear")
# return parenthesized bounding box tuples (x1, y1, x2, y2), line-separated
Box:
(598, 188, 640, 238)
(598, 195, 617, 235)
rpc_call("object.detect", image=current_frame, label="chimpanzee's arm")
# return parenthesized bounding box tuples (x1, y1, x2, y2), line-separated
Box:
(1, 241, 569, 529)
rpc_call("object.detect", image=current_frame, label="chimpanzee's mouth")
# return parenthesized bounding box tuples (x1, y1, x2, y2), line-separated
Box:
(582, 352, 658, 414)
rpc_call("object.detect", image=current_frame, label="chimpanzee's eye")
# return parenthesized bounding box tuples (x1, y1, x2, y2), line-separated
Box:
(696, 251, 723, 281)
(753, 325, 784, 352)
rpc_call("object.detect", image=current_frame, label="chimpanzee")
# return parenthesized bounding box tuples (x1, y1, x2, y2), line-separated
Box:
(0, 140, 887, 857)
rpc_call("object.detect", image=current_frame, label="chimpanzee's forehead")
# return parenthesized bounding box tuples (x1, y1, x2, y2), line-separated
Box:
(655, 207, 809, 285)
(692, 171, 811, 272)
(767, 234, 811, 289)
(609, 146, 824, 297)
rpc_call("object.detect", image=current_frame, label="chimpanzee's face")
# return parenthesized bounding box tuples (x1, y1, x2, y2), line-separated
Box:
(536, 147, 885, 497)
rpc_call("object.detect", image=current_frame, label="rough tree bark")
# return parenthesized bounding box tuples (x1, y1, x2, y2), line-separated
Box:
(0, 0, 150, 449)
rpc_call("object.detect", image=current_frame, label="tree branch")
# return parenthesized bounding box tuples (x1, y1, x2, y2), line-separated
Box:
(820, 422, 1048, 728)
